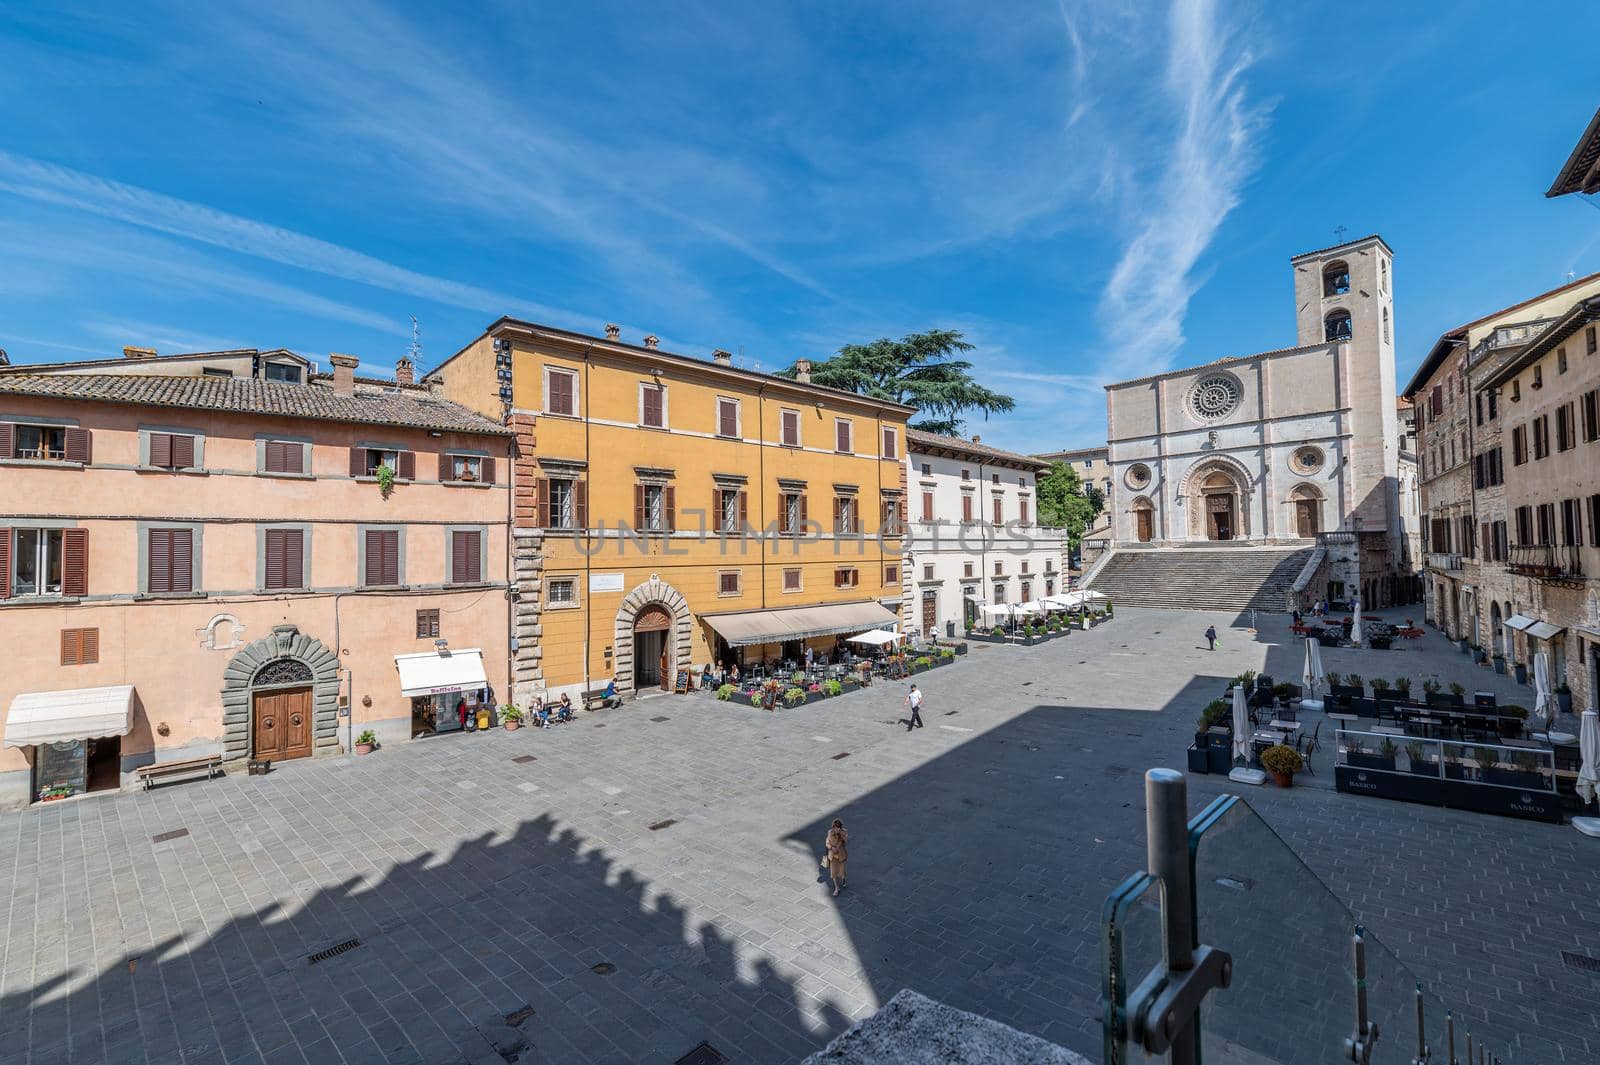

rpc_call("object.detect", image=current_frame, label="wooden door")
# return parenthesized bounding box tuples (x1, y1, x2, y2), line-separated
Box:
(253, 687, 313, 761)
(921, 594, 937, 638)
(1296, 499, 1320, 538)
(658, 642, 670, 691)
(1135, 509, 1153, 543)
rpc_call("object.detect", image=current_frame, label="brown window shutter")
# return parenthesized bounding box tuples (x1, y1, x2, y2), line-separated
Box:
(452, 530, 470, 584)
(738, 491, 748, 528)
(799, 494, 808, 531)
(468, 530, 482, 582)
(264, 440, 284, 473)
(551, 371, 573, 415)
(536, 478, 551, 528)
(836, 422, 848, 452)
(833, 498, 842, 532)
(778, 495, 789, 534)
(171, 528, 193, 593)
(64, 427, 91, 464)
(149, 529, 170, 592)
(481, 456, 496, 485)
(439, 451, 452, 481)
(364, 531, 382, 586)
(62, 528, 88, 597)
(82, 627, 99, 664)
(150, 432, 172, 469)
(383, 531, 399, 585)
(0, 422, 12, 460)
(398, 451, 415, 481)
(265, 529, 286, 589)
(172, 433, 195, 469)
(61, 629, 79, 666)
(0, 526, 10, 599)
(573, 479, 588, 529)
(664, 486, 676, 532)
(285, 529, 303, 588)
(350, 447, 366, 478)
(635, 484, 646, 530)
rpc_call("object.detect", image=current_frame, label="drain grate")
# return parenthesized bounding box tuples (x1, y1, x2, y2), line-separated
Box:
(651, 716, 669, 722)
(505, 1005, 536, 1027)
(594, 723, 606, 728)
(512, 755, 536, 764)
(1562, 950, 1600, 974)
(591, 962, 616, 975)
(307, 938, 362, 965)
(831, 752, 850, 760)
(151, 828, 189, 844)
(676, 1043, 729, 1065)
(649, 819, 678, 831)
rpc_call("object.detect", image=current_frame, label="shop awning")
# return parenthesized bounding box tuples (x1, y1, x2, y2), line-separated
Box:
(4, 685, 135, 748)
(1505, 614, 1537, 631)
(848, 629, 902, 647)
(395, 649, 488, 697)
(701, 600, 900, 647)
(1527, 621, 1565, 641)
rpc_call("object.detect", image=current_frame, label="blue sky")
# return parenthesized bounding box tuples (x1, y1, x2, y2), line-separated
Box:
(2, 0, 1597, 451)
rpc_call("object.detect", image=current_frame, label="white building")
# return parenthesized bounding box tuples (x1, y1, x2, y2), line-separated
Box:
(901, 431, 1064, 638)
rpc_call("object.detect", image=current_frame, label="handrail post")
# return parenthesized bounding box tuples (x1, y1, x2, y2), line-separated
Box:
(1346, 927, 1378, 1063)
(1446, 1011, 1456, 1065)
(1146, 768, 1198, 1065)
(1412, 983, 1430, 1064)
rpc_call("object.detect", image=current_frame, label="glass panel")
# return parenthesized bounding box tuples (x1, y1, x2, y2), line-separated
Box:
(1101, 872, 1165, 1065)
(14, 529, 38, 594)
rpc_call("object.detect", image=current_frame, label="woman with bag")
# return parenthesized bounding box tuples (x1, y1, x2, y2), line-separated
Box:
(822, 819, 848, 896)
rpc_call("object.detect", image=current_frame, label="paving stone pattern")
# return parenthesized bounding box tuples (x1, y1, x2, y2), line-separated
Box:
(1, 609, 1595, 1064)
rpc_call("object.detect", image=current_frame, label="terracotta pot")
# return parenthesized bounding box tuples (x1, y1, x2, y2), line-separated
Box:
(1272, 771, 1293, 788)
(504, 721, 521, 731)
(355, 743, 375, 755)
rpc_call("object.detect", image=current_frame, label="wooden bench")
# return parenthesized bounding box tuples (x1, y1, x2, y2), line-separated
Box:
(583, 688, 622, 712)
(135, 754, 223, 791)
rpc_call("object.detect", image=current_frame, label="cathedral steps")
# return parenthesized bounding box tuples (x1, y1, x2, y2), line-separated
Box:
(1083, 546, 1315, 614)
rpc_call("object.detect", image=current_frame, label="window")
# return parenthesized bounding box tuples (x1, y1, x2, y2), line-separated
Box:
(1537, 503, 1555, 546)
(1512, 425, 1527, 465)
(363, 529, 400, 587)
(1515, 506, 1533, 545)
(1493, 520, 1508, 561)
(779, 490, 805, 534)
(639, 383, 667, 429)
(1475, 394, 1483, 426)
(3, 527, 86, 598)
(782, 568, 802, 592)
(1380, 259, 1389, 293)
(780, 409, 801, 447)
(922, 564, 934, 581)
(1382, 307, 1391, 345)
(1533, 415, 1549, 460)
(991, 473, 1000, 484)
(1429, 386, 1443, 418)
(717, 488, 747, 533)
(450, 529, 484, 585)
(60, 627, 98, 666)
(262, 439, 304, 475)
(833, 496, 858, 534)
(1021, 560, 1030, 574)
(1561, 498, 1581, 545)
(834, 567, 859, 589)
(1323, 261, 1350, 296)
(716, 397, 740, 438)
(961, 468, 970, 480)
(539, 477, 585, 531)
(545, 367, 578, 416)
(147, 431, 196, 470)
(355, 447, 413, 480)
(203, 367, 233, 378)
(717, 570, 741, 596)
(442, 453, 493, 483)
(881, 426, 897, 459)
(1020, 581, 1032, 603)
(635, 483, 674, 532)
(262, 528, 305, 591)
(415, 609, 440, 639)
(992, 496, 1003, 524)
(547, 577, 578, 606)
(992, 583, 1007, 604)
(2, 423, 73, 462)
(1324, 310, 1352, 342)
(1589, 326, 1598, 355)
(1511, 380, 1521, 402)
(1557, 403, 1576, 451)
(1583, 390, 1599, 442)
(963, 562, 974, 578)
(1533, 366, 1543, 390)
(146, 528, 194, 594)
(920, 462, 931, 476)
(1559, 348, 1569, 374)
(921, 490, 934, 521)
(881, 495, 902, 534)
(834, 418, 853, 453)
(1590, 496, 1600, 548)
(884, 565, 898, 584)
(961, 494, 974, 524)
(264, 362, 301, 383)
(1488, 390, 1497, 420)
(993, 560, 1003, 576)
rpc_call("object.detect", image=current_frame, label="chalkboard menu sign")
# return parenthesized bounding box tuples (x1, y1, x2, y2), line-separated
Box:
(37, 739, 87, 801)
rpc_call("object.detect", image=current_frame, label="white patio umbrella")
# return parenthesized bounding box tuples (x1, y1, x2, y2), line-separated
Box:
(1231, 684, 1250, 766)
(1577, 710, 1600, 807)
(1014, 601, 1045, 617)
(1349, 612, 1363, 647)
(1300, 637, 1326, 711)
(1533, 652, 1553, 735)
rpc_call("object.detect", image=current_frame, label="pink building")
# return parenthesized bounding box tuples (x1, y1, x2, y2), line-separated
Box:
(0, 348, 512, 807)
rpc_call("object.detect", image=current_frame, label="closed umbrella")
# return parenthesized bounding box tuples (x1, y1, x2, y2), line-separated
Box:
(1349, 612, 1363, 647)
(1300, 638, 1325, 711)
(1533, 652, 1553, 735)
(1577, 710, 1600, 807)
(1232, 684, 1250, 766)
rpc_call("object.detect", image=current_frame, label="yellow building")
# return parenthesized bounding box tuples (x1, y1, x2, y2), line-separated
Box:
(431, 320, 912, 702)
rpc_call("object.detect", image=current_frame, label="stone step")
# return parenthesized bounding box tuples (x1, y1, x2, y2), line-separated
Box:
(1085, 546, 1313, 613)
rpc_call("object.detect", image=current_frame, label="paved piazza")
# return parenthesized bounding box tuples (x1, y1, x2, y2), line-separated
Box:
(3, 609, 1597, 1065)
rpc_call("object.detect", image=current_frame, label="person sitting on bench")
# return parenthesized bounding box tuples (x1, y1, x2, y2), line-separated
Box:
(533, 697, 552, 729)
(555, 693, 574, 723)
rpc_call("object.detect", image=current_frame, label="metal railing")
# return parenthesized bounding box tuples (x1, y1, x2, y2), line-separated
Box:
(1103, 769, 1514, 1063)
(1426, 551, 1463, 572)
(1507, 544, 1583, 579)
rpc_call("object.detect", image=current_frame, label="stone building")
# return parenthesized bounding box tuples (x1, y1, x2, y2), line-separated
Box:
(0, 347, 512, 807)
(1095, 235, 1411, 609)
(1033, 445, 1112, 564)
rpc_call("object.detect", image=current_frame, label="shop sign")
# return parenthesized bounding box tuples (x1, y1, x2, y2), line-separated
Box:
(589, 572, 625, 592)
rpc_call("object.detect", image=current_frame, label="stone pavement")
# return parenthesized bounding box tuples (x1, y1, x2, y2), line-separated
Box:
(2, 609, 1596, 1065)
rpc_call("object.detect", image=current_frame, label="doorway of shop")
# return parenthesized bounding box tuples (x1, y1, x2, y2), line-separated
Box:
(633, 606, 672, 691)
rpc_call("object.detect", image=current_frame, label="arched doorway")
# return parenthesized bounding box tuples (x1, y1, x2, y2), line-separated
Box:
(1200, 471, 1239, 541)
(632, 606, 672, 691)
(1132, 497, 1155, 543)
(220, 624, 341, 762)
(1288, 484, 1322, 538)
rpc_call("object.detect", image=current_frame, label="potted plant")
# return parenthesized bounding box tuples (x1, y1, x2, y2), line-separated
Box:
(1470, 643, 1486, 664)
(1377, 736, 1399, 771)
(1324, 672, 1342, 689)
(1395, 677, 1412, 698)
(1491, 654, 1506, 675)
(355, 729, 377, 755)
(914, 655, 934, 672)
(783, 687, 806, 708)
(1370, 677, 1389, 696)
(1261, 744, 1303, 787)
(1195, 698, 1231, 749)
(1421, 678, 1440, 696)
(500, 705, 523, 731)
(375, 463, 397, 500)
(1273, 681, 1293, 708)
(1345, 673, 1363, 692)
(991, 625, 1005, 637)
(715, 683, 737, 701)
(1471, 744, 1498, 781)
(1555, 681, 1573, 716)
(1404, 741, 1437, 777)
(1447, 682, 1465, 703)
(822, 679, 843, 698)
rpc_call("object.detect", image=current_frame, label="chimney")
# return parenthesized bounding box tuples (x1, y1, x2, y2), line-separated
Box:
(395, 355, 415, 386)
(604, 323, 620, 340)
(0, 349, 9, 367)
(711, 349, 733, 367)
(972, 435, 981, 444)
(643, 334, 660, 350)
(123, 346, 157, 360)
(328, 353, 359, 396)
(795, 358, 812, 384)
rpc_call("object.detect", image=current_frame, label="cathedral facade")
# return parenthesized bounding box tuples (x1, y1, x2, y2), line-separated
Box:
(1104, 235, 1415, 606)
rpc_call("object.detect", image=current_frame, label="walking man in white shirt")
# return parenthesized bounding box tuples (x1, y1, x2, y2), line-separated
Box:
(904, 684, 924, 732)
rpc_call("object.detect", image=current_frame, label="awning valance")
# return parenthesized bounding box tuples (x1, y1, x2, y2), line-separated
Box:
(1527, 621, 1564, 641)
(1505, 614, 1536, 631)
(395, 649, 488, 697)
(4, 685, 135, 748)
(701, 600, 899, 647)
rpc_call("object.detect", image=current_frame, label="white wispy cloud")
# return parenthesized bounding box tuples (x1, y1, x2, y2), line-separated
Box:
(1094, 0, 1266, 375)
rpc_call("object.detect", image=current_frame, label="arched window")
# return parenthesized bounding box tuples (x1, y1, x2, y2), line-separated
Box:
(1382, 307, 1391, 344)
(1323, 261, 1350, 296)
(1380, 259, 1389, 294)
(1325, 310, 1353, 342)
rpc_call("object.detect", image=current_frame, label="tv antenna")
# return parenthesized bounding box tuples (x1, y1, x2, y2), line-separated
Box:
(407, 315, 423, 366)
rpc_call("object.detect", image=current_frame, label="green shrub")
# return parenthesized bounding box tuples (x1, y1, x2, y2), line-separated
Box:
(748, 692, 764, 706)
(938, 647, 955, 659)
(1260, 745, 1302, 776)
(715, 684, 737, 701)
(1273, 682, 1292, 700)
(1345, 673, 1363, 690)
(1422, 678, 1440, 694)
(356, 729, 377, 746)
(791, 671, 806, 684)
(1448, 682, 1465, 698)
(1395, 677, 1412, 694)
(1370, 678, 1389, 692)
(783, 687, 806, 707)
(914, 656, 933, 668)
(499, 704, 523, 723)
(991, 626, 1005, 636)
(823, 679, 843, 697)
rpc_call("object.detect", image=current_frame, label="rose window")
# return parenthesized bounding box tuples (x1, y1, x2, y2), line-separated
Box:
(1188, 374, 1242, 421)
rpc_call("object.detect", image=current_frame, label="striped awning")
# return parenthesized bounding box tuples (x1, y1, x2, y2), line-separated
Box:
(701, 600, 900, 647)
(4, 685, 135, 748)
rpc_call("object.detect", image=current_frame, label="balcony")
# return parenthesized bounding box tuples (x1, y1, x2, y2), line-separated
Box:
(1507, 544, 1584, 580)
(1468, 316, 1560, 367)
(1426, 551, 1462, 572)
